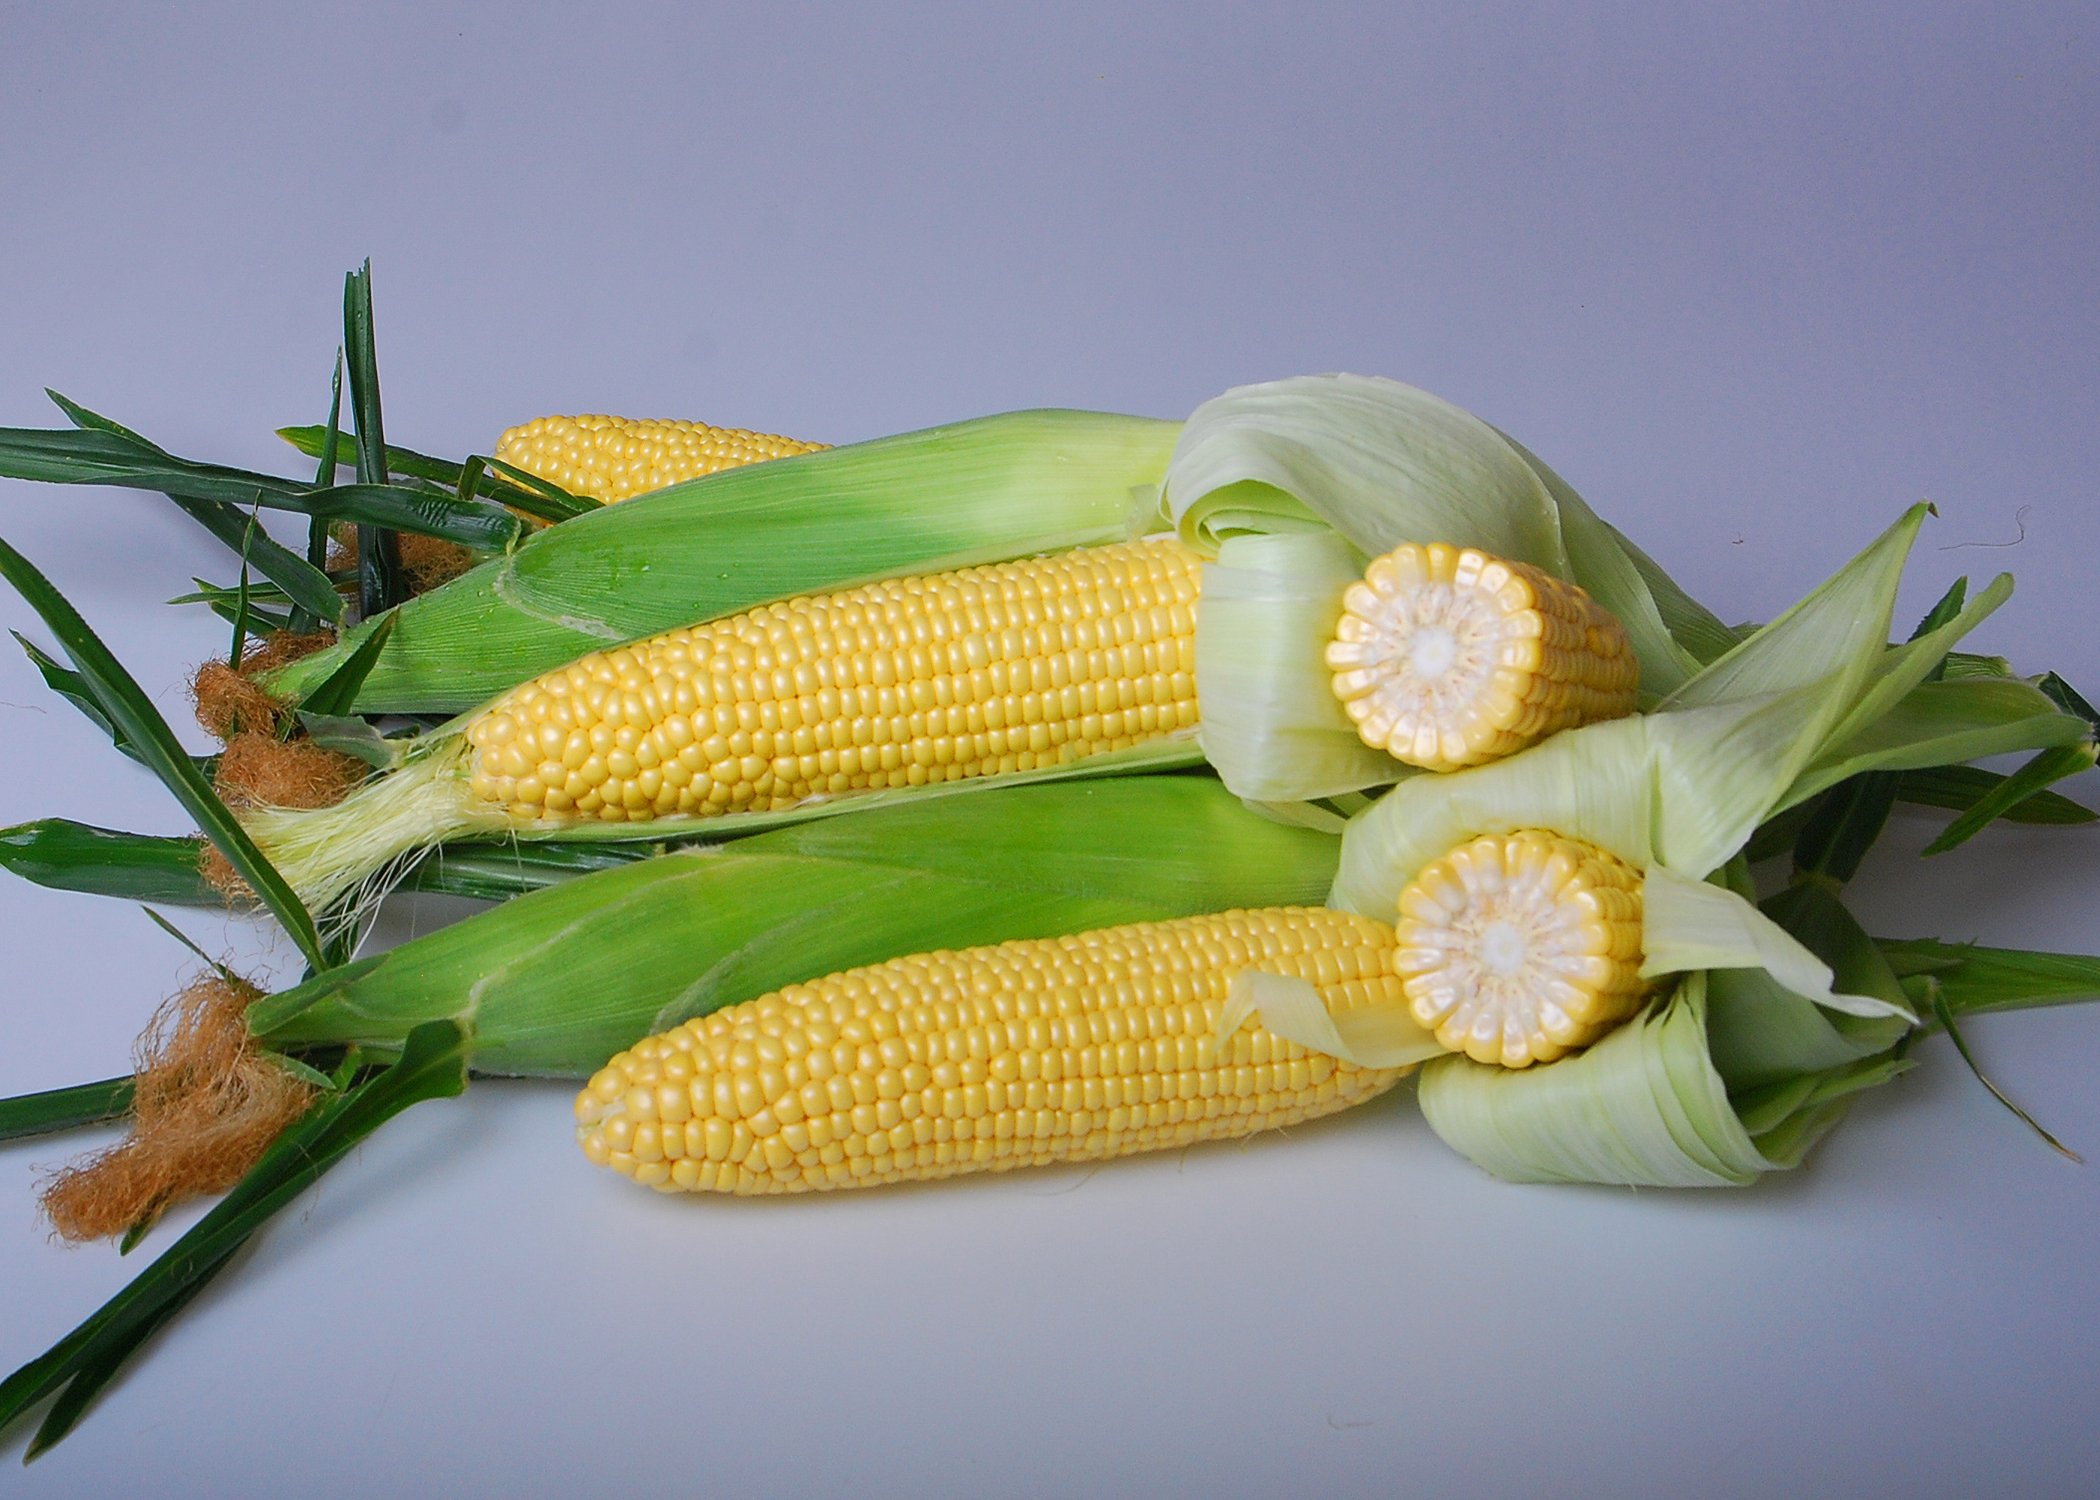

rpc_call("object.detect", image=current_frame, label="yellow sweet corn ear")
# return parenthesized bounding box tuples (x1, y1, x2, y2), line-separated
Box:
(492, 414, 828, 504)
(1394, 830, 1648, 1068)
(1326, 543, 1638, 771)
(574, 907, 1413, 1194)
(462, 537, 1202, 823)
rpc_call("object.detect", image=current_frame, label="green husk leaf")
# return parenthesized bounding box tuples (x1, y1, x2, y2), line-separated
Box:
(299, 482, 521, 552)
(0, 1019, 470, 1459)
(276, 424, 466, 488)
(0, 536, 325, 968)
(0, 1078, 134, 1143)
(2035, 671, 2100, 735)
(291, 610, 396, 719)
(249, 776, 1343, 1075)
(261, 408, 1185, 713)
(0, 820, 222, 905)
(1927, 981, 2082, 1161)
(1790, 770, 1900, 884)
(1896, 765, 2096, 825)
(344, 259, 407, 619)
(1919, 742, 2098, 855)
(397, 838, 656, 900)
(1879, 938, 2100, 1017)
(1782, 676, 2087, 808)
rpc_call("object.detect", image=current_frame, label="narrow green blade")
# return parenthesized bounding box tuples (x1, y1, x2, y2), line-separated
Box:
(0, 1077, 133, 1143)
(0, 536, 325, 968)
(1920, 742, 2098, 855)
(0, 820, 221, 905)
(276, 424, 467, 488)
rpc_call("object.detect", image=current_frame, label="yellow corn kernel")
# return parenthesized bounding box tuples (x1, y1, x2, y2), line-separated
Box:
(1326, 543, 1638, 771)
(574, 908, 1413, 1194)
(492, 415, 828, 505)
(1394, 830, 1648, 1068)
(464, 538, 1203, 824)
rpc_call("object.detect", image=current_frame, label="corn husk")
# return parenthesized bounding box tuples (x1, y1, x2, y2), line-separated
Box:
(1330, 504, 2087, 1186)
(1164, 375, 1735, 804)
(264, 409, 1185, 714)
(246, 774, 1341, 1076)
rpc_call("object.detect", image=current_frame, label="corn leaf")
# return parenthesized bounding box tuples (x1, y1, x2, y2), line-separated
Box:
(261, 409, 1185, 713)
(1895, 765, 2096, 825)
(343, 259, 408, 619)
(291, 610, 396, 718)
(296, 481, 521, 552)
(0, 1077, 134, 1143)
(0, 536, 325, 969)
(1879, 938, 2100, 1017)
(248, 776, 1343, 1075)
(0, 819, 221, 905)
(0, 1019, 471, 1459)
(1920, 742, 2098, 855)
(1783, 676, 2087, 808)
(276, 423, 466, 488)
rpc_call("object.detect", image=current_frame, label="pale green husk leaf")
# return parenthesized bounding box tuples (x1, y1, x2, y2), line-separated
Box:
(1639, 864, 1912, 1021)
(1193, 532, 1408, 800)
(1159, 375, 1744, 804)
(1216, 971, 1445, 1070)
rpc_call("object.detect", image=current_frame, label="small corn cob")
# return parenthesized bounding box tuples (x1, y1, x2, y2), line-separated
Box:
(1326, 543, 1638, 771)
(464, 537, 1203, 823)
(492, 414, 828, 504)
(575, 907, 1414, 1194)
(1395, 831, 1648, 1068)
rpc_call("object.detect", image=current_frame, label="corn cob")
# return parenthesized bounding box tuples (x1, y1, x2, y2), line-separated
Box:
(462, 536, 1203, 822)
(249, 535, 1648, 910)
(492, 415, 827, 504)
(1395, 830, 1648, 1067)
(575, 907, 1418, 1194)
(1327, 543, 1638, 771)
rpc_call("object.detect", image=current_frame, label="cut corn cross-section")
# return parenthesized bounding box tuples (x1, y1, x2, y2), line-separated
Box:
(1327, 543, 1638, 771)
(575, 907, 1415, 1194)
(492, 414, 827, 504)
(1395, 830, 1649, 1068)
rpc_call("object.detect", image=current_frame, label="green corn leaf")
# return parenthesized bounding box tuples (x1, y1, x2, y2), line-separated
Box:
(0, 1018, 471, 1459)
(0, 536, 325, 969)
(1926, 981, 2082, 1162)
(297, 481, 521, 552)
(1879, 938, 2100, 1017)
(259, 408, 1186, 713)
(455, 455, 592, 525)
(1785, 675, 2088, 808)
(2035, 671, 2100, 735)
(1790, 770, 1900, 884)
(0, 1077, 134, 1143)
(290, 354, 346, 633)
(248, 776, 1344, 1076)
(343, 259, 407, 619)
(291, 610, 397, 719)
(1896, 764, 2097, 825)
(0, 820, 222, 905)
(474, 455, 597, 519)
(276, 424, 466, 489)
(295, 713, 396, 768)
(1920, 742, 2099, 855)
(397, 838, 657, 900)
(12, 631, 146, 764)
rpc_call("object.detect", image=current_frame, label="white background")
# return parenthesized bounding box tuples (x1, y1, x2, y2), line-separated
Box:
(2, 4, 2096, 1496)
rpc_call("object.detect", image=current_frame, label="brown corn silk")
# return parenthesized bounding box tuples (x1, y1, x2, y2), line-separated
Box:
(38, 975, 316, 1241)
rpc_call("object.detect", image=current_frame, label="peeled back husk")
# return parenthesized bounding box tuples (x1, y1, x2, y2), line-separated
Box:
(1332, 504, 2087, 1186)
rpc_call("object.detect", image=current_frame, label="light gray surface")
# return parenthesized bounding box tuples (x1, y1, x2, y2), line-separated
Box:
(2, 4, 2096, 1496)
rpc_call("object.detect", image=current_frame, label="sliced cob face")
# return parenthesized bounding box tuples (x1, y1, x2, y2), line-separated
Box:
(465, 538, 1201, 823)
(574, 907, 1412, 1194)
(1326, 543, 1638, 771)
(492, 414, 828, 504)
(1394, 831, 1648, 1068)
